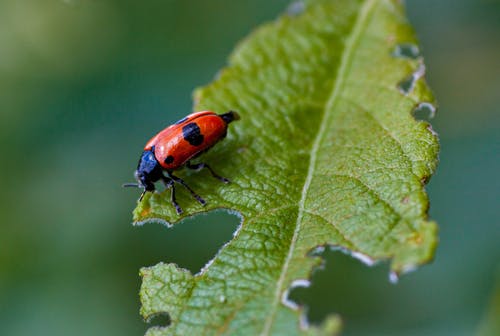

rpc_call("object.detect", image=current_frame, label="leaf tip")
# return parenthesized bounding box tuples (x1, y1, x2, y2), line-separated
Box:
(389, 219, 439, 276)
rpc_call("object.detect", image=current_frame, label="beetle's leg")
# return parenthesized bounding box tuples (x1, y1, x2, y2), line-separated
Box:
(186, 161, 230, 183)
(170, 184, 182, 214)
(161, 175, 182, 214)
(167, 172, 206, 206)
(138, 189, 147, 202)
(161, 176, 174, 189)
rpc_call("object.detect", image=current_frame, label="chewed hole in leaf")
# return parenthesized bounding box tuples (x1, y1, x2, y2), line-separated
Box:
(136, 211, 240, 274)
(146, 312, 171, 329)
(397, 74, 415, 94)
(392, 43, 420, 59)
(412, 102, 436, 121)
(282, 279, 311, 310)
(288, 248, 391, 329)
(279, 246, 376, 329)
(397, 63, 426, 95)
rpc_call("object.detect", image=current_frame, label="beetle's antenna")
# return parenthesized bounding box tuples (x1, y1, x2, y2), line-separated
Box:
(122, 183, 140, 188)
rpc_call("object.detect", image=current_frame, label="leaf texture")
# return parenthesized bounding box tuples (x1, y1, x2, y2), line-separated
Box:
(134, 0, 439, 334)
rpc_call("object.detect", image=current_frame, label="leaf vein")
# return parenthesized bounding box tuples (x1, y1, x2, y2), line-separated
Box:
(260, 1, 378, 334)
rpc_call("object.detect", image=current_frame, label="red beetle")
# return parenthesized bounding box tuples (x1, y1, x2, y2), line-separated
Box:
(124, 111, 239, 214)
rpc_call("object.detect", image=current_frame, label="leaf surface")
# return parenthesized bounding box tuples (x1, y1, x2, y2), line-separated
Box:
(134, 0, 439, 334)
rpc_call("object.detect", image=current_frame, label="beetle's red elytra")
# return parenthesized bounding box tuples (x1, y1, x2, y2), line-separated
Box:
(124, 111, 239, 214)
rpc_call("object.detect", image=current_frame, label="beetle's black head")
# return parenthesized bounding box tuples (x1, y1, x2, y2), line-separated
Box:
(220, 111, 240, 124)
(124, 147, 164, 201)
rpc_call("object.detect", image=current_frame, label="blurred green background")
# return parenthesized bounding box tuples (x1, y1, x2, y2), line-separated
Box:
(0, 0, 498, 335)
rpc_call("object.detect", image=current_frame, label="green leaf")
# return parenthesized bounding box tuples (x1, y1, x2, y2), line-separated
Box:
(133, 0, 439, 334)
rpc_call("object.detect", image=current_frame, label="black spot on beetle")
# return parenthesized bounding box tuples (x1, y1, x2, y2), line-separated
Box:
(164, 155, 174, 164)
(182, 122, 204, 146)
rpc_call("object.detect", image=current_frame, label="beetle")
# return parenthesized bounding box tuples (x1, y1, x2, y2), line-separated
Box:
(124, 110, 239, 214)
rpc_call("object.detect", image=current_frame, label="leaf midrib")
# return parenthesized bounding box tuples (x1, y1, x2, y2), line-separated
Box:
(260, 0, 377, 334)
